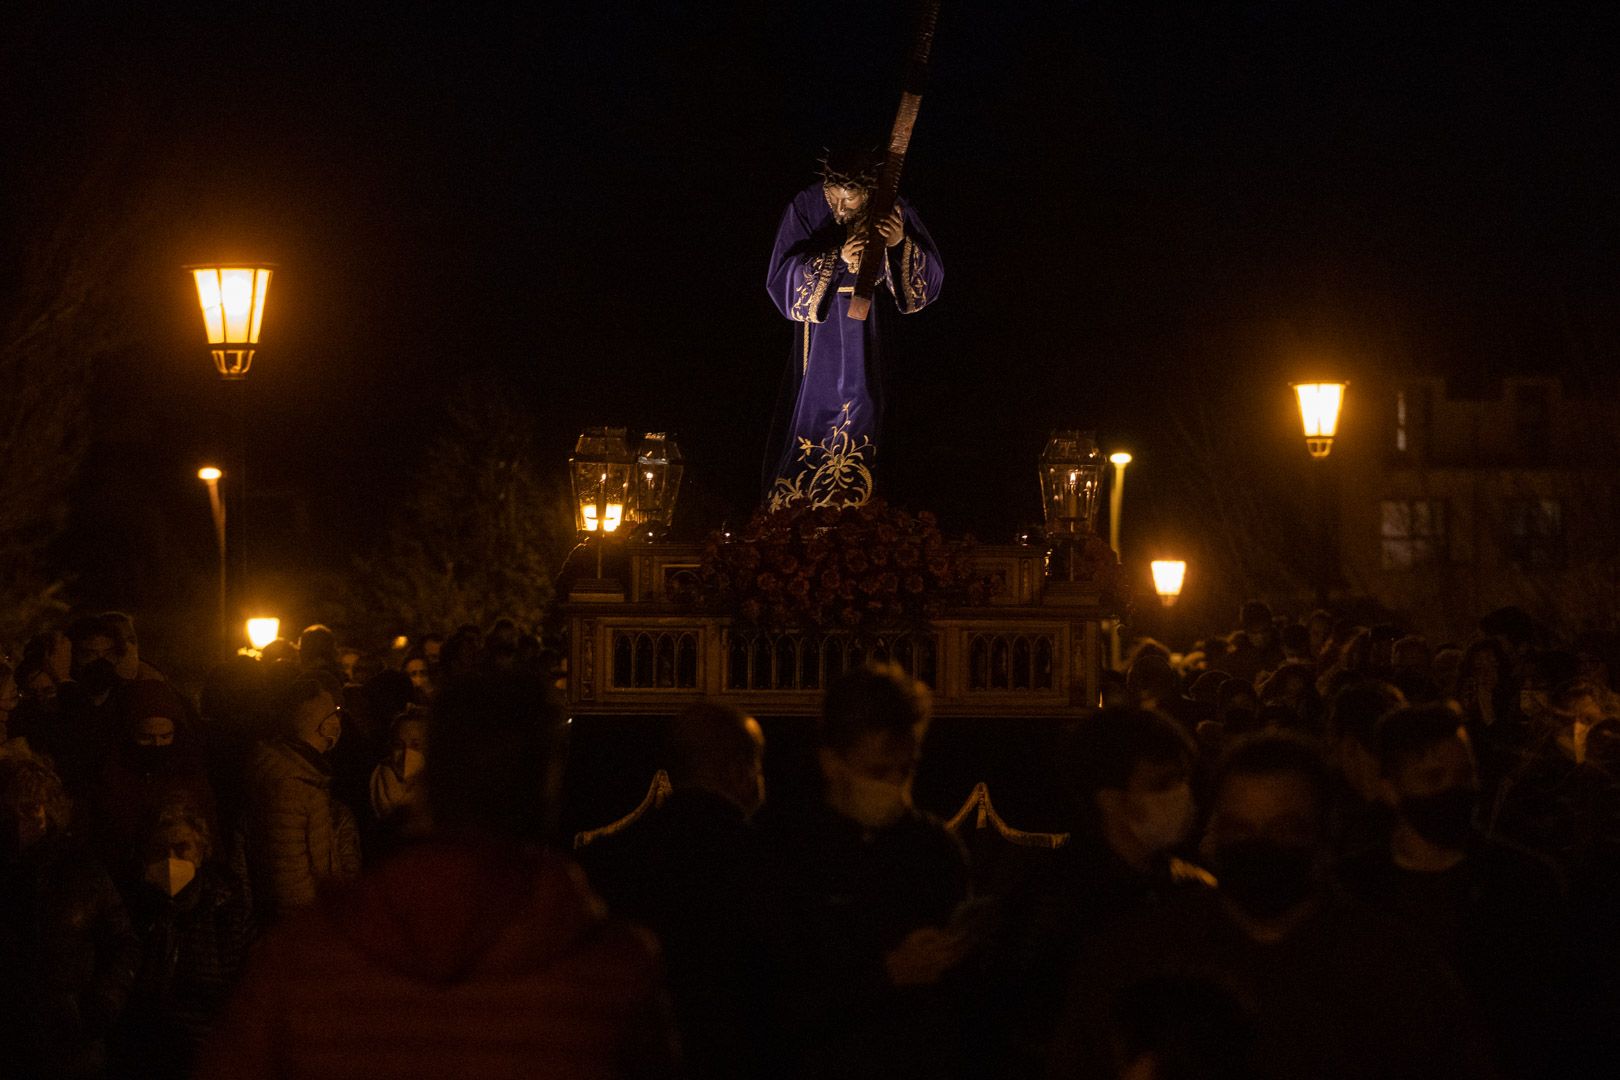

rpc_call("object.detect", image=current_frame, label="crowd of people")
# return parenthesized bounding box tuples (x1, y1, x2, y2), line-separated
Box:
(0, 600, 1615, 1078)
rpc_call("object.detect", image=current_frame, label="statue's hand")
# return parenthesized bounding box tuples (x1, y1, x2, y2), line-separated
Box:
(879, 206, 905, 247)
(840, 235, 866, 272)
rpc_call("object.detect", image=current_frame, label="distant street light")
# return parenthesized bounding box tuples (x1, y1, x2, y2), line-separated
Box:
(245, 617, 280, 651)
(1107, 451, 1132, 669)
(1150, 560, 1187, 607)
(198, 467, 227, 656)
(1292, 382, 1346, 459)
(188, 265, 275, 380)
(1292, 381, 1347, 606)
(1107, 451, 1131, 558)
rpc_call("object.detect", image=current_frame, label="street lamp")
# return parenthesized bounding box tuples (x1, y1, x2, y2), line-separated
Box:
(198, 467, 227, 655)
(1292, 381, 1347, 606)
(245, 617, 280, 651)
(1292, 382, 1346, 459)
(1150, 560, 1187, 607)
(188, 265, 274, 379)
(1107, 451, 1131, 557)
(1107, 452, 1131, 668)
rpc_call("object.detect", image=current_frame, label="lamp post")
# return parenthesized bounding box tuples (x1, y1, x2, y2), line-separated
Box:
(198, 467, 227, 656)
(1107, 452, 1131, 557)
(1292, 382, 1347, 606)
(569, 427, 635, 599)
(1039, 430, 1105, 581)
(189, 264, 274, 638)
(1107, 451, 1131, 668)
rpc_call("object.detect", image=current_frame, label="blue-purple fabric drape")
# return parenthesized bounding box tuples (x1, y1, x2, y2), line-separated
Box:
(763, 182, 944, 510)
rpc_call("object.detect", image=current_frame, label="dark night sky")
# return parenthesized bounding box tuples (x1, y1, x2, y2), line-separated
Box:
(4, 2, 1617, 631)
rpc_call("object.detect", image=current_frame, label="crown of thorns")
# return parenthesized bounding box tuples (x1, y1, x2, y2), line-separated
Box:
(818, 147, 881, 190)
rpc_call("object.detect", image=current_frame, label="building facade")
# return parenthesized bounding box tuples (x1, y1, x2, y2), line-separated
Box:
(1336, 375, 1620, 643)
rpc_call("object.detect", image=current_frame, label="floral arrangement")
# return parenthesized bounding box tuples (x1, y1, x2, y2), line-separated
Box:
(690, 500, 989, 631)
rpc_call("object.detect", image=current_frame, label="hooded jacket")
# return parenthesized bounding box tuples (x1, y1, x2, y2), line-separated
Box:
(196, 837, 677, 1080)
(244, 738, 361, 921)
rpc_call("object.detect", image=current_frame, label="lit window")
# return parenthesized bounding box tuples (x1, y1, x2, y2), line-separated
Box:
(1506, 498, 1563, 570)
(1381, 499, 1447, 569)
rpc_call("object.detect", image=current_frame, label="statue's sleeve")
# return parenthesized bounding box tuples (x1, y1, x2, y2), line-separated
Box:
(766, 199, 839, 324)
(886, 201, 944, 314)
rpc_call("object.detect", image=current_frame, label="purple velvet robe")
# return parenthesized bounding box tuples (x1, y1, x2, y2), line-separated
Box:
(764, 182, 944, 510)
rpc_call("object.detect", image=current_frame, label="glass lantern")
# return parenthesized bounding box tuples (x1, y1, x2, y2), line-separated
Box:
(1039, 430, 1105, 537)
(569, 428, 634, 536)
(630, 433, 684, 532)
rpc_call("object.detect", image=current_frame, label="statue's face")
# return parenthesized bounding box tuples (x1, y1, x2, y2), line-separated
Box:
(824, 183, 869, 224)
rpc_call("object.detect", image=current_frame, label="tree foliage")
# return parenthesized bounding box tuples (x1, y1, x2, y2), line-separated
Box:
(0, 105, 154, 643)
(350, 386, 572, 640)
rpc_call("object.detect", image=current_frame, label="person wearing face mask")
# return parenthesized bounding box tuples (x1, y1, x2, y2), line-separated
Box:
(93, 680, 219, 871)
(1338, 704, 1566, 1078)
(197, 671, 678, 1080)
(577, 702, 769, 1080)
(1048, 732, 1495, 1080)
(369, 708, 429, 823)
(754, 663, 969, 1080)
(242, 672, 360, 923)
(112, 802, 252, 1079)
(0, 754, 141, 1079)
(990, 707, 1206, 1074)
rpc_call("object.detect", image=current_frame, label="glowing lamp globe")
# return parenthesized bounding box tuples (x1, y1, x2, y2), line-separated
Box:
(1292, 382, 1346, 458)
(189, 265, 274, 379)
(245, 617, 280, 650)
(1150, 560, 1187, 607)
(569, 428, 634, 536)
(1039, 430, 1105, 537)
(197, 466, 222, 482)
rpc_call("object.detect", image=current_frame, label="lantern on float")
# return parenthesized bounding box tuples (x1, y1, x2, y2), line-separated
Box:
(569, 428, 634, 537)
(630, 433, 684, 535)
(188, 265, 274, 379)
(1039, 430, 1105, 537)
(1292, 382, 1346, 459)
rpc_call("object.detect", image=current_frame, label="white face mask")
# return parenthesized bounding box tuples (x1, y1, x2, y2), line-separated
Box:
(1126, 783, 1196, 853)
(827, 761, 911, 831)
(399, 747, 425, 782)
(145, 856, 197, 898)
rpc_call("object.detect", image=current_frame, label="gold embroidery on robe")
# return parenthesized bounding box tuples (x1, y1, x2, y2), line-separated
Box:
(768, 403, 874, 511)
(898, 238, 929, 313)
(789, 249, 839, 324)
